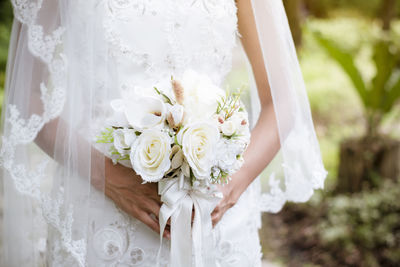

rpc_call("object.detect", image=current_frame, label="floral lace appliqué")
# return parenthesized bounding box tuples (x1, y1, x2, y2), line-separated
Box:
(1, 1, 85, 266)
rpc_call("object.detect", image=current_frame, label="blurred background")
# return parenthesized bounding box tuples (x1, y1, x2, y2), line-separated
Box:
(260, 1, 400, 266)
(0, 0, 399, 266)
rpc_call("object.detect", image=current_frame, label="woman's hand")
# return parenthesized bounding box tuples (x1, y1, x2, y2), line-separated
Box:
(211, 173, 248, 227)
(104, 158, 171, 239)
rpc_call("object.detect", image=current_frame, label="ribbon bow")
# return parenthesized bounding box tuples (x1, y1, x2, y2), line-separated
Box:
(156, 174, 223, 267)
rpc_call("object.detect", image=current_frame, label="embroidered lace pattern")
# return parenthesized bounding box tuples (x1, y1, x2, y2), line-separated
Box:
(103, 0, 238, 86)
(260, 123, 328, 213)
(0, 1, 86, 266)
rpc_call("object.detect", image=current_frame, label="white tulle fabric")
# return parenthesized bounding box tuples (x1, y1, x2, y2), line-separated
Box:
(0, 0, 326, 266)
(249, 0, 327, 213)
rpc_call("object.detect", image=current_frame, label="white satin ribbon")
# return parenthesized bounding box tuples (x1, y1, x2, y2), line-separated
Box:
(156, 174, 223, 267)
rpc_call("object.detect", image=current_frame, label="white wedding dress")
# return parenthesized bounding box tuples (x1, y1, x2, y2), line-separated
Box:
(1, 1, 329, 266)
(46, 1, 263, 266)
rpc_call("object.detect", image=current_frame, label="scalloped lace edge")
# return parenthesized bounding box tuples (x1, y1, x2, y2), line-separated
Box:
(0, 1, 86, 266)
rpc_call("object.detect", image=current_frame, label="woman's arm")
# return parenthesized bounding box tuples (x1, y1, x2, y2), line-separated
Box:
(211, 0, 281, 225)
(34, 103, 169, 238)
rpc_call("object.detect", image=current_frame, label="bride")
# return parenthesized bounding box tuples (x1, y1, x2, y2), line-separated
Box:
(0, 0, 327, 266)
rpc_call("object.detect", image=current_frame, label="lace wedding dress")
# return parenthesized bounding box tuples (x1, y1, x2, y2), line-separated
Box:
(46, 1, 263, 266)
(1, 1, 328, 266)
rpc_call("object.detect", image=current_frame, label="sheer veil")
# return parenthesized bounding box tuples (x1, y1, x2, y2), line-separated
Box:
(247, 0, 327, 212)
(0, 0, 327, 266)
(0, 1, 110, 265)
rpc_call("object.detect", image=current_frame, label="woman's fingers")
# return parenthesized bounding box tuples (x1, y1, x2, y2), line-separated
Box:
(140, 211, 171, 239)
(146, 184, 163, 204)
(145, 199, 161, 219)
(211, 204, 224, 227)
(139, 211, 160, 232)
(119, 196, 138, 218)
(212, 204, 220, 215)
(211, 211, 221, 227)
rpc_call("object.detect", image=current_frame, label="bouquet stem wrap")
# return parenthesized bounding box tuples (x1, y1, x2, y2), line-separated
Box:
(157, 175, 223, 267)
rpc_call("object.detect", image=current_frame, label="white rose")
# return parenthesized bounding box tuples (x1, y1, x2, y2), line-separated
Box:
(181, 122, 220, 179)
(130, 129, 172, 182)
(113, 128, 136, 155)
(220, 119, 237, 136)
(124, 96, 166, 131)
(180, 70, 225, 122)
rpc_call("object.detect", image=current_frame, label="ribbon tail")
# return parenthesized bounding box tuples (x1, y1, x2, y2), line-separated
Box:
(156, 204, 175, 267)
(170, 195, 193, 267)
(192, 199, 203, 267)
(156, 178, 193, 267)
(191, 192, 221, 267)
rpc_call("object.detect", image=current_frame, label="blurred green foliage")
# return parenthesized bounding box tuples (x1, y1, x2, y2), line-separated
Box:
(0, 24, 10, 90)
(317, 179, 400, 266)
(305, 0, 400, 18)
(270, 178, 400, 267)
(0, 0, 13, 24)
(300, 16, 400, 184)
(262, 14, 400, 266)
(314, 30, 400, 137)
(301, 18, 368, 183)
(0, 0, 12, 93)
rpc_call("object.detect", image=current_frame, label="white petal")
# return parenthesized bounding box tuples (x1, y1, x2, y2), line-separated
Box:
(124, 96, 166, 131)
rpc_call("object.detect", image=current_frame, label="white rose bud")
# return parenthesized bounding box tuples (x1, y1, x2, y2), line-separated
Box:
(231, 111, 249, 134)
(220, 119, 236, 136)
(167, 104, 185, 128)
(123, 130, 137, 147)
(113, 128, 136, 155)
(130, 129, 172, 182)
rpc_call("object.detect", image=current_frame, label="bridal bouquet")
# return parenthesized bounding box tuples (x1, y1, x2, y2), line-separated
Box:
(97, 70, 250, 266)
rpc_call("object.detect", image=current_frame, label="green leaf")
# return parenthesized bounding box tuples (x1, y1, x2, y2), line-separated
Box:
(153, 86, 161, 95)
(313, 32, 369, 108)
(383, 76, 400, 112)
(371, 40, 398, 110)
(222, 132, 242, 140)
(154, 86, 173, 105)
(96, 127, 114, 143)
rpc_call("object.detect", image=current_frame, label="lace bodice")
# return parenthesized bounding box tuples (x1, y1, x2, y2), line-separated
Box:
(103, 0, 238, 89)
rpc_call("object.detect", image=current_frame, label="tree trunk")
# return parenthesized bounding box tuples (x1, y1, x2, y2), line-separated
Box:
(283, 0, 303, 47)
(303, 0, 328, 18)
(337, 136, 400, 193)
(381, 0, 396, 31)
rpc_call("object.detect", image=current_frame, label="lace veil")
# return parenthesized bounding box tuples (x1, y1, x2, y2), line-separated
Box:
(0, 0, 327, 266)
(247, 0, 328, 212)
(0, 1, 111, 265)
